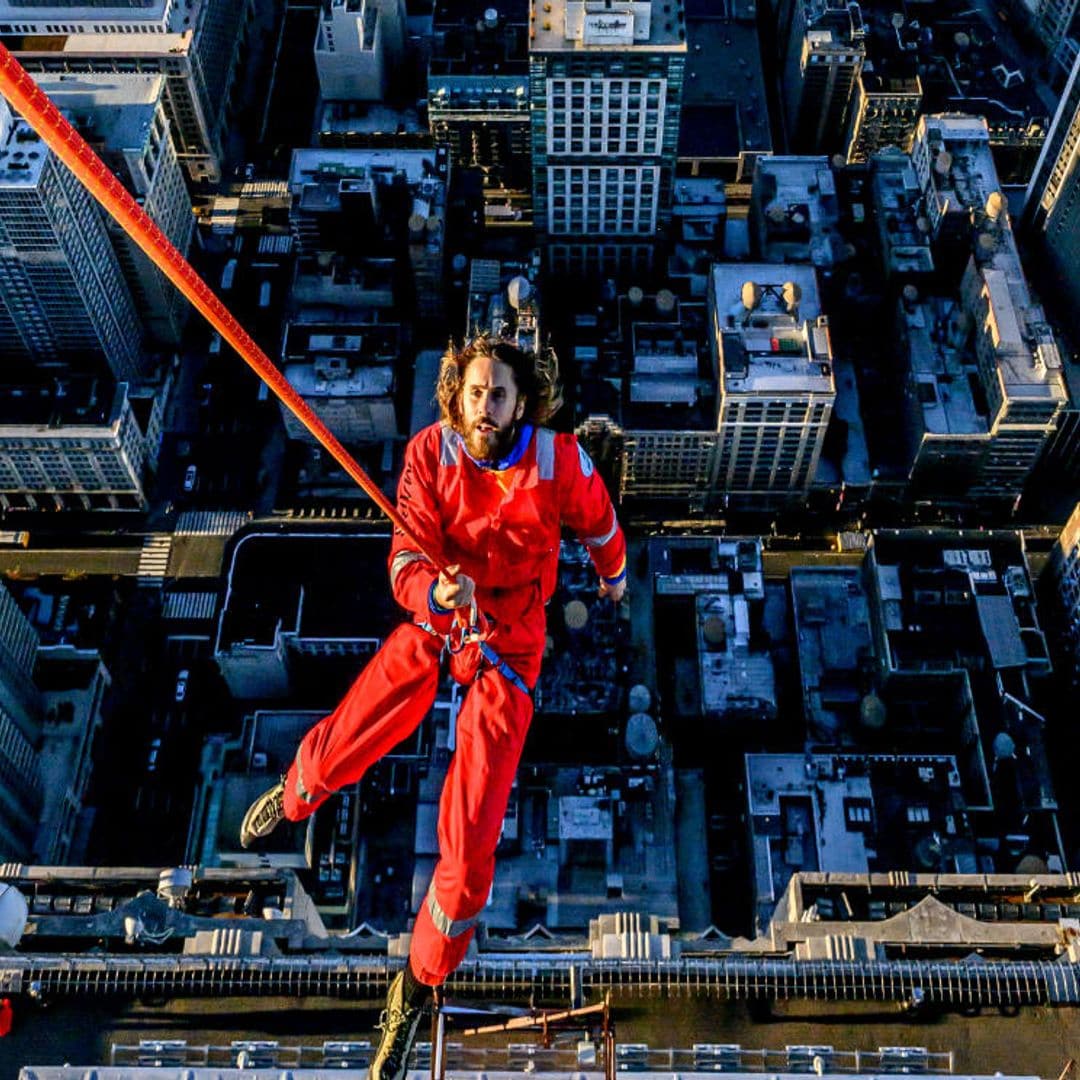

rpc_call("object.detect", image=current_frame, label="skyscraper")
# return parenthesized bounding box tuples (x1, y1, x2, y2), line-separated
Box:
(1043, 501, 1080, 689)
(0, 581, 41, 861)
(0, 103, 144, 381)
(315, 0, 407, 102)
(4, 0, 254, 182)
(529, 0, 686, 280)
(781, 0, 866, 156)
(33, 73, 194, 346)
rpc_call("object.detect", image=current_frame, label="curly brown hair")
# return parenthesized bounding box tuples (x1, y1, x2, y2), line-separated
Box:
(436, 334, 563, 431)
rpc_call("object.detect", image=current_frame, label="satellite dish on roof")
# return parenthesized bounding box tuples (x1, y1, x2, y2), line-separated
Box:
(859, 692, 887, 730)
(766, 203, 788, 223)
(656, 289, 676, 313)
(627, 285, 644, 306)
(954, 31, 970, 50)
(702, 616, 727, 647)
(741, 281, 762, 310)
(891, 12, 905, 29)
(564, 600, 589, 630)
(916, 215, 930, 234)
(0, 883, 28, 949)
(507, 275, 531, 309)
(629, 683, 652, 712)
(781, 280, 802, 312)
(977, 231, 997, 252)
(985, 190, 1005, 220)
(832, 153, 846, 170)
(625, 713, 659, 762)
(992, 731, 1016, 761)
(934, 150, 953, 176)
(902, 283, 919, 304)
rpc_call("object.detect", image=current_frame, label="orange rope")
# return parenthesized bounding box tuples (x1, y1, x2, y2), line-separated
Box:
(0, 42, 450, 577)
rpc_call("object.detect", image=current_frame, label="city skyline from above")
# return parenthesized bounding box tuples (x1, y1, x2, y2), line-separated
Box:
(1, 0, 1080, 1076)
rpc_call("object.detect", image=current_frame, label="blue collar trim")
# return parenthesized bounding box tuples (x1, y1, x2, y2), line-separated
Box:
(462, 424, 534, 470)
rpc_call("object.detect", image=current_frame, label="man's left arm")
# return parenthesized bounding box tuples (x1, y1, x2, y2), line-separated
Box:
(558, 435, 627, 602)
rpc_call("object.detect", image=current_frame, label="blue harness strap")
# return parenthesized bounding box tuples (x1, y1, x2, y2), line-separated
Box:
(478, 641, 531, 697)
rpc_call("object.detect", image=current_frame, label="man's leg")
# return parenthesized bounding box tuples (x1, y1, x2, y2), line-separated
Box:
(409, 664, 534, 984)
(241, 624, 441, 847)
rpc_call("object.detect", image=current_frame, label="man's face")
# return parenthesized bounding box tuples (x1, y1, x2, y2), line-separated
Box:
(461, 354, 525, 461)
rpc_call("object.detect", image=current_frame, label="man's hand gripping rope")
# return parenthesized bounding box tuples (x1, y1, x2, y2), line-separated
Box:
(433, 565, 490, 654)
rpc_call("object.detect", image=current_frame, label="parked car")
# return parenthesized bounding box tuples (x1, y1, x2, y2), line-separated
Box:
(183, 465, 198, 492)
(174, 669, 189, 702)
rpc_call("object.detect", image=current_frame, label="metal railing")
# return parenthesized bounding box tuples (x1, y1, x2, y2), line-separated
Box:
(3, 954, 1078, 1006)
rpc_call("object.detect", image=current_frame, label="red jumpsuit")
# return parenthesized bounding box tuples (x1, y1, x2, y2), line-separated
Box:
(281, 421, 626, 985)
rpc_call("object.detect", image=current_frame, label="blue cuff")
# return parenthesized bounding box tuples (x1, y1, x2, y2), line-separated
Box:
(429, 580, 453, 616)
(602, 567, 627, 586)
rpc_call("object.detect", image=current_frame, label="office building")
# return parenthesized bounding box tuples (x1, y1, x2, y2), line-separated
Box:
(749, 156, 844, 268)
(33, 73, 194, 346)
(895, 292, 991, 498)
(429, 2, 531, 227)
(0, 582, 42, 861)
(288, 146, 449, 318)
(529, 0, 687, 280)
(315, 0, 407, 103)
(909, 115, 1067, 498)
(781, 0, 866, 156)
(1032, 0, 1080, 59)
(213, 530, 396, 700)
(1026, 53, 1080, 314)
(0, 104, 144, 381)
(863, 531, 1059, 858)
(464, 255, 541, 352)
(1043, 501, 1080, 689)
(746, 751, 975, 933)
(280, 318, 400, 445)
(3, 0, 253, 182)
(0, 380, 147, 512)
(846, 70, 921, 164)
(710, 263, 835, 498)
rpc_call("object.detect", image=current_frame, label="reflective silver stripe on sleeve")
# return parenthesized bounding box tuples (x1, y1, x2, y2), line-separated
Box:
(390, 549, 430, 589)
(426, 882, 478, 939)
(536, 428, 555, 480)
(440, 424, 461, 466)
(582, 510, 618, 548)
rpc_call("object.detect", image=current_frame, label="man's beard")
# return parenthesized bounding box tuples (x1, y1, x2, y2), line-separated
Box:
(464, 417, 518, 462)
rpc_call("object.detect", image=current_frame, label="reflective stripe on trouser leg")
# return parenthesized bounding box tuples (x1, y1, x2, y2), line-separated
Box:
(409, 667, 534, 985)
(283, 623, 443, 822)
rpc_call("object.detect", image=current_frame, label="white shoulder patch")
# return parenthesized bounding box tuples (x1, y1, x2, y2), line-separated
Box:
(577, 443, 595, 478)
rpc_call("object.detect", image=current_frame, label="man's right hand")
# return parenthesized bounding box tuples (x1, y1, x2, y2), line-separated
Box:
(433, 564, 476, 610)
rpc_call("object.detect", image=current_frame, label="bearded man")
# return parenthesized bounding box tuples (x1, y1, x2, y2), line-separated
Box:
(239, 335, 627, 1080)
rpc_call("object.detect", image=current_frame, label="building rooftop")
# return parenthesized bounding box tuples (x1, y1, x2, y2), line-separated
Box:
(0, 378, 119, 430)
(869, 148, 935, 276)
(680, 10, 771, 158)
(289, 147, 447, 191)
(710, 263, 834, 397)
(215, 530, 397, 655)
(901, 296, 987, 437)
(431, 0, 528, 75)
(746, 752, 974, 932)
(529, 0, 688, 52)
(752, 157, 845, 267)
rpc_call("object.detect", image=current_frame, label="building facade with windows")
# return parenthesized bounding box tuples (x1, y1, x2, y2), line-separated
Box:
(0, 104, 144, 381)
(0, 581, 42, 862)
(711, 263, 835, 499)
(529, 0, 686, 280)
(33, 73, 194, 346)
(0, 381, 147, 511)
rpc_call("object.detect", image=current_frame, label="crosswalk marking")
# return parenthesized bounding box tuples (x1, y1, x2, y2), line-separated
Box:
(174, 510, 250, 537)
(137, 535, 172, 588)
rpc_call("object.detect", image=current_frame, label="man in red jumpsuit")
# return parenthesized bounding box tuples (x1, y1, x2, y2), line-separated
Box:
(239, 335, 627, 1080)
